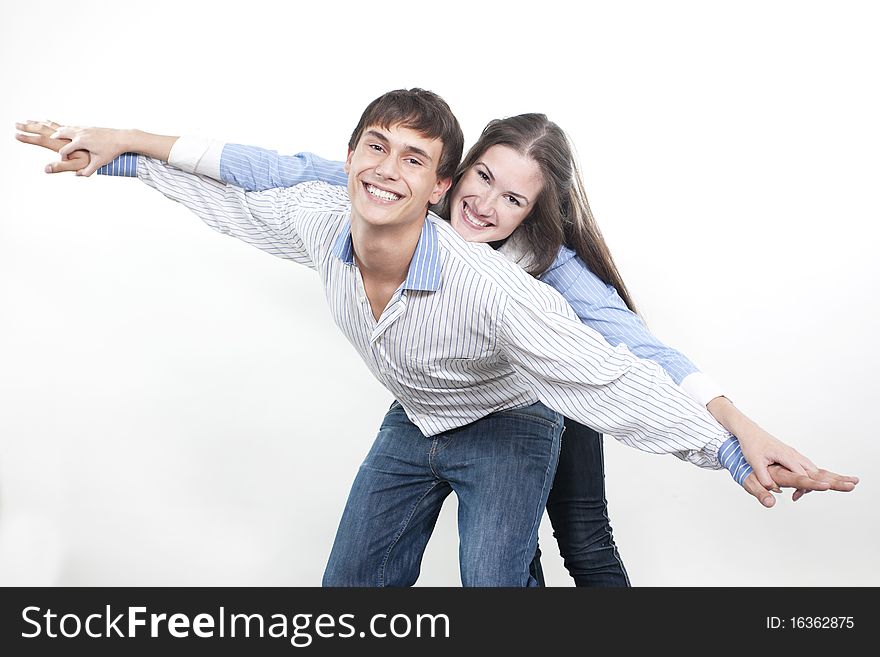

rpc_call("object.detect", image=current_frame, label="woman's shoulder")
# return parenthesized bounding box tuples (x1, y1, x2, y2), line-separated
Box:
(543, 244, 586, 277)
(542, 246, 621, 300)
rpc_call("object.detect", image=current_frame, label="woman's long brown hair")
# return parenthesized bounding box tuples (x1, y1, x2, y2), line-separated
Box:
(435, 114, 637, 312)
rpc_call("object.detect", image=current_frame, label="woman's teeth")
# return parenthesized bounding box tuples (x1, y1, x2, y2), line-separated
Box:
(463, 204, 490, 228)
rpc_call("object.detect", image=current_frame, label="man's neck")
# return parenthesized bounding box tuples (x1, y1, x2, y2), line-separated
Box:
(350, 215, 426, 285)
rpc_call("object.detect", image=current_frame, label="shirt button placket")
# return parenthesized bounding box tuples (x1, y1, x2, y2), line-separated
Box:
(374, 335, 389, 378)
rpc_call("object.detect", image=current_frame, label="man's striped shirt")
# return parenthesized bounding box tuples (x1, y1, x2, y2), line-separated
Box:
(102, 155, 733, 468)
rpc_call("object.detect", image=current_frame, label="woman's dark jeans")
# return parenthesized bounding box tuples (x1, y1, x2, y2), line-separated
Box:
(530, 418, 630, 587)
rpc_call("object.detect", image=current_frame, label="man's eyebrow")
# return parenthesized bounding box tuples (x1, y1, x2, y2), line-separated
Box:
(404, 145, 434, 163)
(476, 161, 531, 205)
(364, 129, 434, 163)
(365, 129, 390, 144)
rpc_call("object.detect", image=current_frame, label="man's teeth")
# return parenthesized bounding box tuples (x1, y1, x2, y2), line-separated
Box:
(463, 204, 490, 227)
(366, 184, 401, 201)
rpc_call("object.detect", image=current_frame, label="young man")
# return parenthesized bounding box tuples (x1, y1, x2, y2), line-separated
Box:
(15, 90, 852, 586)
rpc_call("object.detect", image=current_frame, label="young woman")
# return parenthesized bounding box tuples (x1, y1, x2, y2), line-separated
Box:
(171, 113, 862, 585)
(16, 115, 858, 586)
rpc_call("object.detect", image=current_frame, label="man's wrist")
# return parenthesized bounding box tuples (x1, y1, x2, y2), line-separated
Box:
(97, 152, 139, 177)
(718, 436, 753, 486)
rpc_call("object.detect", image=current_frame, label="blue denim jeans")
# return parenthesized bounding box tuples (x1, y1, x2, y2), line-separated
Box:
(323, 401, 563, 587)
(530, 418, 630, 587)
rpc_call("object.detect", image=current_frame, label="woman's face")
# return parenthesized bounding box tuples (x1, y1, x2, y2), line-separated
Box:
(448, 145, 544, 243)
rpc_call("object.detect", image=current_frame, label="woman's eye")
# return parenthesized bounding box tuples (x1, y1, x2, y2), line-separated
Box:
(505, 195, 521, 207)
(477, 170, 489, 182)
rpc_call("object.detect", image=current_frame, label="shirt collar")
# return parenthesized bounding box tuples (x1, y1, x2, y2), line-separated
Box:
(330, 216, 441, 292)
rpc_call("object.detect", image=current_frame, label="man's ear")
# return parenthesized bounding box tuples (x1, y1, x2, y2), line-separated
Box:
(344, 148, 353, 174)
(429, 177, 452, 205)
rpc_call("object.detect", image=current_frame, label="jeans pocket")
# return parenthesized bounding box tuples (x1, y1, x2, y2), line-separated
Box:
(501, 402, 563, 431)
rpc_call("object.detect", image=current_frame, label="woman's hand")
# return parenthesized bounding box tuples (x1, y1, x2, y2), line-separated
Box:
(16, 120, 177, 175)
(708, 396, 858, 506)
(15, 120, 91, 174)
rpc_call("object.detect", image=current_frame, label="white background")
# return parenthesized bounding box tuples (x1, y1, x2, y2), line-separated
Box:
(1, 0, 877, 586)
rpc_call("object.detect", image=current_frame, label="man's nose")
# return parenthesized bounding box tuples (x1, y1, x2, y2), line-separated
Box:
(374, 155, 400, 180)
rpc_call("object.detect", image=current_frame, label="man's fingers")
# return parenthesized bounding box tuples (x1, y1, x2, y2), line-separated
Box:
(792, 469, 859, 492)
(792, 488, 813, 502)
(814, 468, 859, 484)
(16, 132, 68, 153)
(806, 469, 859, 491)
(743, 474, 775, 508)
(15, 132, 49, 146)
(787, 473, 830, 491)
(16, 124, 70, 153)
(45, 158, 83, 174)
(17, 121, 56, 137)
(766, 465, 831, 491)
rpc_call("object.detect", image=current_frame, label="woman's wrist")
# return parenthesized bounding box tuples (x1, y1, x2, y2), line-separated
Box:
(706, 396, 752, 436)
(125, 129, 177, 161)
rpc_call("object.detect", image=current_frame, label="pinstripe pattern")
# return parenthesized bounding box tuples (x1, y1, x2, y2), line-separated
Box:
(529, 245, 757, 490)
(208, 147, 699, 381)
(97, 152, 139, 177)
(206, 145, 751, 481)
(719, 438, 754, 485)
(539, 249, 698, 383)
(197, 145, 749, 482)
(104, 156, 734, 468)
(221, 147, 349, 190)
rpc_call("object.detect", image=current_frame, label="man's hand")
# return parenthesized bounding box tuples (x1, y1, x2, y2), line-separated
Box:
(50, 125, 131, 177)
(17, 121, 178, 176)
(735, 424, 858, 505)
(706, 396, 858, 507)
(15, 120, 91, 174)
(742, 465, 859, 507)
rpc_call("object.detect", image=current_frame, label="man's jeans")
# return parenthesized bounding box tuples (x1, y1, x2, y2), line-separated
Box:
(323, 401, 563, 587)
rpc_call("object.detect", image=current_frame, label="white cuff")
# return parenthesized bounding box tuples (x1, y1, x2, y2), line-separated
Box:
(680, 372, 726, 408)
(168, 136, 224, 180)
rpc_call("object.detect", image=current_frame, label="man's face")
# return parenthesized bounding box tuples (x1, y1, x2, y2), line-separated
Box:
(345, 124, 450, 230)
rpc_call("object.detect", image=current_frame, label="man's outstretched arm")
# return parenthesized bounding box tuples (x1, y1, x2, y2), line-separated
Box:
(494, 270, 860, 496)
(15, 120, 860, 504)
(16, 120, 348, 191)
(168, 137, 347, 190)
(16, 120, 177, 177)
(16, 121, 322, 267)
